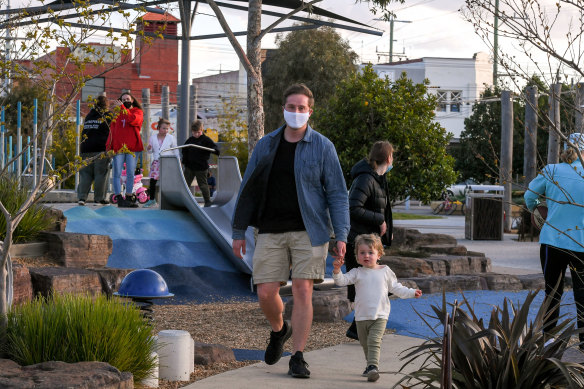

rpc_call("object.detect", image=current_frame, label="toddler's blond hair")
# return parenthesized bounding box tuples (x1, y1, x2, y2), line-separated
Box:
(354, 234, 385, 257)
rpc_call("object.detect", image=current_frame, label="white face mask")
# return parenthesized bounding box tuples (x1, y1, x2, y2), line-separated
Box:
(283, 110, 310, 129)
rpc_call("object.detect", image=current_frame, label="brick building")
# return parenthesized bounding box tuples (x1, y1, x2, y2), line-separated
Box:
(24, 10, 180, 112)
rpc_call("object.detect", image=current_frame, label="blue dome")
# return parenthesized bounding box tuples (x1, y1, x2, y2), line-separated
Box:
(114, 269, 174, 298)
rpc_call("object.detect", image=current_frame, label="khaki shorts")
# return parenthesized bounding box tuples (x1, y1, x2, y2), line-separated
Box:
(252, 231, 329, 285)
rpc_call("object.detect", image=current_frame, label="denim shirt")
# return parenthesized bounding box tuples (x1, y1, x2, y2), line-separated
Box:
(525, 160, 584, 252)
(232, 125, 349, 246)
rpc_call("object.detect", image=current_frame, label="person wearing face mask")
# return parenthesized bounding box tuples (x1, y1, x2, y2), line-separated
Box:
(343, 141, 395, 340)
(232, 83, 349, 379)
(106, 92, 144, 208)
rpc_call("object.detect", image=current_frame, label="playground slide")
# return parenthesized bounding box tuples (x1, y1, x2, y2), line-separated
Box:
(159, 154, 254, 275)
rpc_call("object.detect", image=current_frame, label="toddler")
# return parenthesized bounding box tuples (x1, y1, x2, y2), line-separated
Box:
(333, 233, 422, 382)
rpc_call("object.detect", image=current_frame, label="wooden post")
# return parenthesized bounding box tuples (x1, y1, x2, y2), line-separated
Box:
(524, 86, 538, 186)
(547, 83, 561, 164)
(500, 90, 513, 232)
(142, 88, 151, 175)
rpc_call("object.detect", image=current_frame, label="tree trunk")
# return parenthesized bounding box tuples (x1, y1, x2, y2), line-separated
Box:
(247, 0, 265, 155)
(0, 256, 8, 329)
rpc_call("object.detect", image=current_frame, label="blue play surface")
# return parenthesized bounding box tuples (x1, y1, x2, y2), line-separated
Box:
(64, 206, 580, 359)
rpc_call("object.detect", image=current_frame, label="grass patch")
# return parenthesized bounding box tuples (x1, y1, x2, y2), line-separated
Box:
(393, 212, 442, 220)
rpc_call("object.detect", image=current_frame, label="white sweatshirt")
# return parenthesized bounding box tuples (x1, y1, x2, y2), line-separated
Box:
(333, 265, 416, 321)
(148, 133, 179, 161)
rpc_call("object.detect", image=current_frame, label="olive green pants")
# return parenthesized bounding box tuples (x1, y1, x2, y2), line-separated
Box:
(356, 318, 387, 367)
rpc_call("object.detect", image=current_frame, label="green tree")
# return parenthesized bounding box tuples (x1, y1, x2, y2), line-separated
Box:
(314, 64, 457, 204)
(216, 96, 249, 174)
(2, 80, 46, 138)
(263, 26, 358, 132)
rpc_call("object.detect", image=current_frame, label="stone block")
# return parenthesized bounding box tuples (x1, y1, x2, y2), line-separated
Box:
(379, 256, 434, 278)
(443, 256, 470, 275)
(402, 275, 484, 294)
(393, 228, 457, 250)
(39, 232, 112, 268)
(41, 205, 67, 232)
(92, 268, 134, 297)
(423, 258, 447, 276)
(284, 288, 351, 322)
(194, 342, 236, 365)
(29, 267, 103, 297)
(0, 359, 133, 389)
(12, 263, 32, 305)
(468, 256, 489, 274)
(517, 274, 545, 290)
(480, 274, 523, 291)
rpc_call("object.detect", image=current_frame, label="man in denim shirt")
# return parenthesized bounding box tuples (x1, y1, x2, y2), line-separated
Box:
(232, 84, 349, 379)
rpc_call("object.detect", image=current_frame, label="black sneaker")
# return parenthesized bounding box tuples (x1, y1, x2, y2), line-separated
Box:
(366, 365, 379, 382)
(288, 351, 310, 378)
(264, 320, 292, 365)
(98, 199, 110, 205)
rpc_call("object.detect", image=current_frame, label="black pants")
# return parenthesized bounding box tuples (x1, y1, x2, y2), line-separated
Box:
(148, 178, 157, 201)
(540, 244, 584, 345)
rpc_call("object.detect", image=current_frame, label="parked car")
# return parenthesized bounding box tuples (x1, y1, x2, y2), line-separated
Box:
(445, 179, 478, 198)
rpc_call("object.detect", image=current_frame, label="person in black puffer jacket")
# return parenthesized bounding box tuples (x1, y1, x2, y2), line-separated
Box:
(345, 140, 394, 340)
(77, 95, 112, 205)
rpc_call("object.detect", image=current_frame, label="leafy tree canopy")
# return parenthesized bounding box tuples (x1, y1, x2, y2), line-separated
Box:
(1, 80, 46, 137)
(263, 26, 358, 132)
(314, 64, 457, 203)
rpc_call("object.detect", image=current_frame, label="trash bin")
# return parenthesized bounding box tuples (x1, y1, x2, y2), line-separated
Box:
(464, 185, 504, 240)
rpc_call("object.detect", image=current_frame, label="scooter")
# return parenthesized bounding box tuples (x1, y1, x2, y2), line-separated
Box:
(110, 166, 149, 204)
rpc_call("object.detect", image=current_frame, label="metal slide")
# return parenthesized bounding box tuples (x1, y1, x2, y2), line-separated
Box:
(159, 153, 254, 275)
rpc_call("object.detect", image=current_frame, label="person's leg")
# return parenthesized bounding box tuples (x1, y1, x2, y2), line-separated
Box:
(540, 244, 568, 336)
(124, 153, 137, 196)
(148, 178, 157, 200)
(93, 156, 110, 202)
(252, 233, 293, 366)
(257, 282, 285, 332)
(77, 154, 94, 201)
(195, 169, 211, 205)
(183, 167, 196, 187)
(290, 278, 313, 353)
(568, 250, 584, 346)
(365, 318, 387, 368)
(111, 154, 124, 195)
(356, 320, 370, 359)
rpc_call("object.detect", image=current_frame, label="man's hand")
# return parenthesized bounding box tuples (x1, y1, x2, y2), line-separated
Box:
(333, 241, 346, 259)
(233, 239, 246, 259)
(380, 221, 387, 236)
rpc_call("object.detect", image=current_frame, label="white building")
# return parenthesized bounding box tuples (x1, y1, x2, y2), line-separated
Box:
(369, 52, 493, 140)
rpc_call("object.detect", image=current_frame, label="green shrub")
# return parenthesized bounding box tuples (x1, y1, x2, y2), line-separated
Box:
(3, 293, 157, 382)
(0, 174, 54, 243)
(394, 291, 584, 388)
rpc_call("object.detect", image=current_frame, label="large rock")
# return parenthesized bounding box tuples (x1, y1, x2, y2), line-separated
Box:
(284, 288, 351, 322)
(92, 268, 134, 297)
(0, 359, 133, 388)
(517, 274, 545, 290)
(403, 275, 485, 294)
(41, 206, 67, 232)
(392, 228, 457, 250)
(29, 267, 103, 297)
(194, 342, 236, 365)
(11, 263, 32, 305)
(379, 256, 434, 278)
(468, 255, 491, 273)
(480, 274, 523, 291)
(39, 232, 112, 268)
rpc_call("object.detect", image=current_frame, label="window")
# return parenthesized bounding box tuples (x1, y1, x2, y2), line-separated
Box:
(436, 91, 448, 112)
(436, 90, 462, 113)
(81, 78, 105, 102)
(450, 91, 461, 112)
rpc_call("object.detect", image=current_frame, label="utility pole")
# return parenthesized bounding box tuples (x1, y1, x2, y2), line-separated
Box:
(389, 17, 411, 62)
(493, 0, 499, 86)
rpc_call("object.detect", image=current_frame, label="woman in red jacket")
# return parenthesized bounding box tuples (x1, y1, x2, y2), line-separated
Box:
(107, 92, 144, 207)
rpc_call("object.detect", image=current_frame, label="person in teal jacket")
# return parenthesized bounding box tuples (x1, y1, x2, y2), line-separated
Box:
(525, 132, 584, 348)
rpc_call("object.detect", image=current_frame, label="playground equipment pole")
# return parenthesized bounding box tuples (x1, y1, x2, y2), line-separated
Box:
(75, 100, 80, 189)
(33, 99, 37, 187)
(0, 106, 4, 170)
(16, 101, 21, 179)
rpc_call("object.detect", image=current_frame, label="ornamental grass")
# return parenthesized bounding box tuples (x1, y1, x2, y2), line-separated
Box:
(2, 293, 157, 382)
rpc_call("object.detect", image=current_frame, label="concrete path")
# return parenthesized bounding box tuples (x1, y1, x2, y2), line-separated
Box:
(184, 334, 425, 388)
